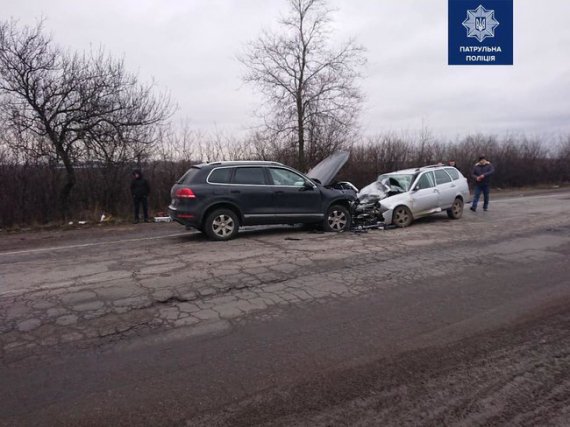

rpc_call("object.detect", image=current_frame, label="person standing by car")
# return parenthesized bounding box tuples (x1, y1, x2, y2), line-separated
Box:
(130, 169, 151, 223)
(470, 155, 495, 212)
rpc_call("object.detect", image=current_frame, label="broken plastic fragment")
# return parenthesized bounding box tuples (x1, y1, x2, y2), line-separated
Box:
(154, 216, 172, 223)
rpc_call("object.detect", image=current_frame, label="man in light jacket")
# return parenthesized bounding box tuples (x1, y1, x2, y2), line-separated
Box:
(470, 155, 495, 212)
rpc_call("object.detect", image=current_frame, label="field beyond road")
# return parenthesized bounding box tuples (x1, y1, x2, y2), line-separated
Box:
(1, 189, 569, 426)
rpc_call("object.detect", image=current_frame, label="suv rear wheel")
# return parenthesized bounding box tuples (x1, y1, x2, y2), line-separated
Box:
(447, 197, 464, 219)
(204, 209, 239, 241)
(324, 205, 351, 232)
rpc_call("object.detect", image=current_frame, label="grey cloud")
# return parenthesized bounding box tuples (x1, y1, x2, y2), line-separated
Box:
(1, 0, 569, 138)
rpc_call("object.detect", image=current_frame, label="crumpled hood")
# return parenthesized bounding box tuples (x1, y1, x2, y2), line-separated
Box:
(358, 181, 388, 201)
(306, 151, 349, 186)
(357, 177, 405, 202)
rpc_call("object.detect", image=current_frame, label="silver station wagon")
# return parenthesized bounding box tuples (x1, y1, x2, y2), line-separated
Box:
(357, 164, 471, 227)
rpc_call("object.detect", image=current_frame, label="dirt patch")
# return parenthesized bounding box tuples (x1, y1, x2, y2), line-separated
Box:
(191, 305, 570, 426)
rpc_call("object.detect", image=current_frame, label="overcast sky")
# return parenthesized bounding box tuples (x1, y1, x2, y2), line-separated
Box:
(2, 0, 570, 141)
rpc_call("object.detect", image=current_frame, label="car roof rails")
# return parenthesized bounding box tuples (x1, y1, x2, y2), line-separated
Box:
(208, 160, 283, 166)
(413, 163, 445, 172)
(420, 163, 445, 169)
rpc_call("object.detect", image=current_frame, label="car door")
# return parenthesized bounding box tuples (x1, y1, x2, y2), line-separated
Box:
(410, 171, 440, 216)
(267, 167, 322, 221)
(445, 167, 470, 200)
(230, 167, 274, 223)
(433, 169, 456, 208)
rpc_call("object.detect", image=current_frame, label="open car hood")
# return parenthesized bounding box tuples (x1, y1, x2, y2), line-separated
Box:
(306, 151, 350, 186)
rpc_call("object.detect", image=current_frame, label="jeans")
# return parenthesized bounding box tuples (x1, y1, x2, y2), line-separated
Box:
(133, 196, 149, 221)
(472, 183, 490, 210)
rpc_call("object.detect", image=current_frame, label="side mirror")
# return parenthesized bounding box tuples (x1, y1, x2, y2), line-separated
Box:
(300, 181, 314, 191)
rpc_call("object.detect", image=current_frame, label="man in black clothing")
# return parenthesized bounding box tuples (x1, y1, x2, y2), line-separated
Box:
(470, 155, 495, 212)
(130, 170, 151, 223)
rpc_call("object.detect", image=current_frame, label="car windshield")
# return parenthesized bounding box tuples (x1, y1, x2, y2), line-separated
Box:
(377, 173, 416, 192)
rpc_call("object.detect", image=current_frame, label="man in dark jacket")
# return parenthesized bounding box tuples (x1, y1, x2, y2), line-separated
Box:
(130, 169, 151, 223)
(470, 155, 495, 212)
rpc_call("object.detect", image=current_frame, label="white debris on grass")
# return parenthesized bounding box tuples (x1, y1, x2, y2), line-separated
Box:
(154, 217, 172, 223)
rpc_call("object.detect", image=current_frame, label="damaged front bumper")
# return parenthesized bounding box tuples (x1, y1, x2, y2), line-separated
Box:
(350, 197, 392, 231)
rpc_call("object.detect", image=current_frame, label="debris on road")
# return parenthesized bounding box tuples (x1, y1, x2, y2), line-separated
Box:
(100, 214, 113, 223)
(154, 216, 172, 223)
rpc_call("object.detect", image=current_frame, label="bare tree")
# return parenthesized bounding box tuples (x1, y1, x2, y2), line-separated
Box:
(240, 0, 365, 170)
(0, 19, 172, 218)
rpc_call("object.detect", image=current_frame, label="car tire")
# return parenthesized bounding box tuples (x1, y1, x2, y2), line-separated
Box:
(392, 205, 413, 228)
(324, 205, 351, 232)
(447, 197, 464, 219)
(204, 209, 239, 241)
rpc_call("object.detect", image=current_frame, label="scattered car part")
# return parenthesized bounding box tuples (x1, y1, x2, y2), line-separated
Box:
(154, 216, 172, 223)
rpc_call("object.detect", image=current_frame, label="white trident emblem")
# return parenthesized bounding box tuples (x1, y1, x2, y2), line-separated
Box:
(475, 17, 486, 31)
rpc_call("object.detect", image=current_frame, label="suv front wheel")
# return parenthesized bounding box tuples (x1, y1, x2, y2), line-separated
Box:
(204, 209, 239, 241)
(324, 205, 351, 232)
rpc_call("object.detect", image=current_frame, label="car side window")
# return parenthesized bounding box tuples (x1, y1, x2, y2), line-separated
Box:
(416, 172, 435, 189)
(232, 167, 266, 185)
(208, 168, 232, 184)
(268, 168, 306, 186)
(434, 169, 452, 185)
(445, 168, 460, 180)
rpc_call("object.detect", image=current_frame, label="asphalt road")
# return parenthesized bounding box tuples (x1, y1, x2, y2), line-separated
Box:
(1, 190, 569, 426)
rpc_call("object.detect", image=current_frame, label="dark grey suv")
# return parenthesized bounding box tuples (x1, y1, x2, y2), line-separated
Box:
(168, 153, 355, 240)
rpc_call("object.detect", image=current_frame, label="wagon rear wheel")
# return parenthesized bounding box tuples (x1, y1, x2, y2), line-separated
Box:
(447, 198, 464, 219)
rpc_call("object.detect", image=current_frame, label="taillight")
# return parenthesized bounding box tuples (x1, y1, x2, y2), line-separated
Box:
(176, 187, 196, 199)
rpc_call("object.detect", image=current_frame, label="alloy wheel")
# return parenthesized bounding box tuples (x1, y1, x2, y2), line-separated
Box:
(447, 198, 464, 219)
(212, 214, 235, 237)
(328, 209, 347, 231)
(452, 199, 463, 216)
(393, 206, 412, 227)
